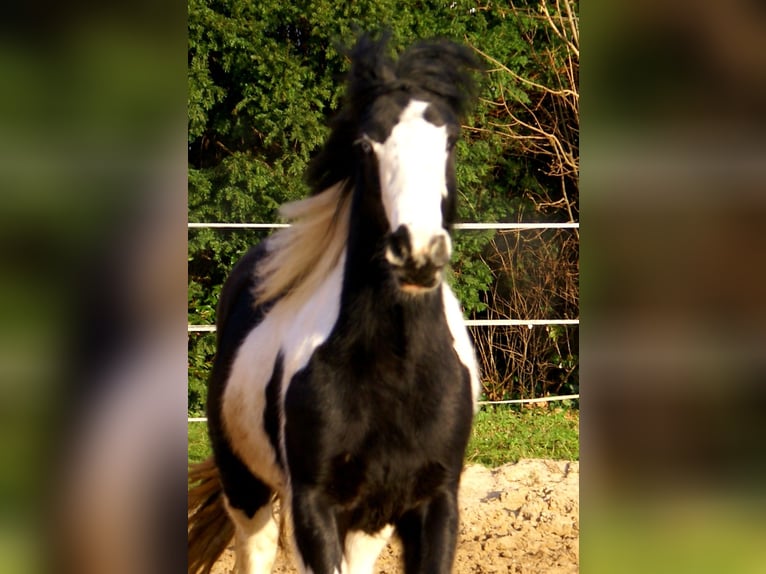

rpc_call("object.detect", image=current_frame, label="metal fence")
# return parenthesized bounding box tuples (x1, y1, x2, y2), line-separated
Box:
(187, 221, 579, 421)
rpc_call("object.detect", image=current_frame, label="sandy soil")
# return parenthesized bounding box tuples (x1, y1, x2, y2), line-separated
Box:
(211, 459, 579, 573)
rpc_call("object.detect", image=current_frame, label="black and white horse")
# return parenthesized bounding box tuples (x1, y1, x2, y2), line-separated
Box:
(189, 35, 481, 574)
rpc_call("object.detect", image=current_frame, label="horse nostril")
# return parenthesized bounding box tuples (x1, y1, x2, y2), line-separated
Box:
(429, 234, 450, 267)
(385, 225, 411, 265)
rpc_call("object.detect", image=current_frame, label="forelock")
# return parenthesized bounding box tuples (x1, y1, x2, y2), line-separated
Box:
(345, 34, 481, 122)
(395, 40, 482, 118)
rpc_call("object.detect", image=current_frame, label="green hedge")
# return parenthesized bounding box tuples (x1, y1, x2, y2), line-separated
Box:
(188, 0, 579, 414)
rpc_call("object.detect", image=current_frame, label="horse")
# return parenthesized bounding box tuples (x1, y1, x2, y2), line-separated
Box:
(188, 34, 482, 574)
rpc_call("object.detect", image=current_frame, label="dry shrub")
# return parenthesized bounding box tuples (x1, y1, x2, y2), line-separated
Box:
(472, 228, 578, 401)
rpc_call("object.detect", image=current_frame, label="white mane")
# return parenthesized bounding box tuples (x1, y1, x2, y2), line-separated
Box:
(253, 181, 351, 305)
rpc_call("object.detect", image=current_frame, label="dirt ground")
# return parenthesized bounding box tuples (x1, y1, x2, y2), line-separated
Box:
(211, 459, 579, 573)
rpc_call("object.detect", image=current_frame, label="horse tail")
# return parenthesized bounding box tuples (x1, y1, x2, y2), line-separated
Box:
(188, 457, 234, 574)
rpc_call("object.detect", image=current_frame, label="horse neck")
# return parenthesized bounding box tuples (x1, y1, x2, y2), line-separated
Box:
(340, 182, 389, 297)
(336, 180, 445, 345)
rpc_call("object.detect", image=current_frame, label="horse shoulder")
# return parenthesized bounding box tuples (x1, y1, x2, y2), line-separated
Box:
(220, 250, 347, 489)
(214, 241, 285, 491)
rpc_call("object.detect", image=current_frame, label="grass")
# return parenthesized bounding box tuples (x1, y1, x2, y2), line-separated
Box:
(188, 405, 579, 467)
(466, 404, 579, 466)
(188, 421, 212, 464)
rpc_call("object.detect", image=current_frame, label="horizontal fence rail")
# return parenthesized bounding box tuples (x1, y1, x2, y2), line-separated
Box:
(188, 222, 580, 230)
(188, 319, 579, 332)
(188, 392, 581, 422)
(186, 394, 580, 423)
(189, 395, 579, 422)
(188, 220, 579, 421)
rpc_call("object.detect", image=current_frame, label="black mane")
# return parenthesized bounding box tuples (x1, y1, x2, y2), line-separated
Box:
(306, 34, 482, 194)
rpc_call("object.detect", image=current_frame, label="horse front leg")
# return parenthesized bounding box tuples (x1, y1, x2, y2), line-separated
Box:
(225, 502, 279, 574)
(396, 488, 460, 574)
(289, 485, 343, 574)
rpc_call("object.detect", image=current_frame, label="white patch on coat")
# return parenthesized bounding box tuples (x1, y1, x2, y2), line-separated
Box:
(221, 251, 347, 494)
(224, 498, 279, 574)
(371, 99, 451, 261)
(341, 526, 394, 574)
(220, 308, 285, 491)
(280, 250, 346, 376)
(442, 283, 481, 408)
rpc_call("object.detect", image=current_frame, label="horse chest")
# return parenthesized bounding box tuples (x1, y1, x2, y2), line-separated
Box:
(283, 333, 473, 527)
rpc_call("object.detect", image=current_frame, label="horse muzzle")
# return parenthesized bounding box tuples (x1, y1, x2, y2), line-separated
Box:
(385, 225, 451, 293)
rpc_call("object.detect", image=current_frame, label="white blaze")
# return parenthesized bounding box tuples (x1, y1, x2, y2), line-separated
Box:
(371, 99, 450, 258)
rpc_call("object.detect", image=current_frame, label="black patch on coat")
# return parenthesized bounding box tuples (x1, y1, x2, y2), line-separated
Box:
(283, 172, 475, 533)
(263, 353, 284, 469)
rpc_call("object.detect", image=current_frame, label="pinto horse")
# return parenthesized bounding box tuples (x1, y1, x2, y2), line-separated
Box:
(188, 35, 481, 574)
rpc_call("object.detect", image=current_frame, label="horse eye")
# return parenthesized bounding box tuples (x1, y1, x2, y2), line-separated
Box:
(357, 137, 373, 154)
